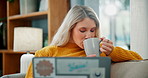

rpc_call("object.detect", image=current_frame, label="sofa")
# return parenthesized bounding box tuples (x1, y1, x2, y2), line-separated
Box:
(1, 73, 26, 78)
(111, 60, 148, 78)
(1, 60, 148, 78)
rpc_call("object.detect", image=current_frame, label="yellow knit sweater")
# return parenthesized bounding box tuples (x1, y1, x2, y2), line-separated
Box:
(25, 42, 142, 78)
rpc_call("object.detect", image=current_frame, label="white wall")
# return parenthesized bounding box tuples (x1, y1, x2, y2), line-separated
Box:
(131, 0, 148, 59)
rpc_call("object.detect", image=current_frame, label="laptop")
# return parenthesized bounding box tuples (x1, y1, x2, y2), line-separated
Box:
(32, 57, 111, 78)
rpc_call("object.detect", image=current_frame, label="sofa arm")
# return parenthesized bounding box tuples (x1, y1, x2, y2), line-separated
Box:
(111, 60, 148, 78)
(1, 73, 26, 78)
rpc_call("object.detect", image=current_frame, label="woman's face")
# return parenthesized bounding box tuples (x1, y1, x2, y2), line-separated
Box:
(71, 18, 97, 49)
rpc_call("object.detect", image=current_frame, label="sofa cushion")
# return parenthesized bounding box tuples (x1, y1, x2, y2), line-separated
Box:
(1, 73, 25, 78)
(111, 60, 148, 78)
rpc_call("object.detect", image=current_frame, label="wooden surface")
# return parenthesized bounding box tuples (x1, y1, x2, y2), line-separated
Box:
(0, 0, 7, 19)
(9, 11, 48, 20)
(0, 0, 69, 75)
(48, 0, 69, 43)
(3, 53, 22, 75)
(7, 0, 20, 16)
(0, 50, 34, 75)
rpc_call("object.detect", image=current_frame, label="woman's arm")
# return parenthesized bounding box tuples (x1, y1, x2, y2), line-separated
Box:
(99, 37, 143, 62)
(108, 47, 143, 62)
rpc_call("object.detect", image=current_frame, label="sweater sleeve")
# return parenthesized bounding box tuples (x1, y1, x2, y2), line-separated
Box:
(25, 46, 56, 78)
(108, 47, 143, 62)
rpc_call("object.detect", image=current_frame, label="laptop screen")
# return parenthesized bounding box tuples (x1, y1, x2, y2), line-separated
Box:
(32, 57, 111, 78)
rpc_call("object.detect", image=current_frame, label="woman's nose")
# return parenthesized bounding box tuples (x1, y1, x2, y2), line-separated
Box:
(85, 32, 93, 39)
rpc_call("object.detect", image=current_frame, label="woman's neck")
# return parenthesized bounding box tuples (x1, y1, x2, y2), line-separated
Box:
(62, 42, 80, 49)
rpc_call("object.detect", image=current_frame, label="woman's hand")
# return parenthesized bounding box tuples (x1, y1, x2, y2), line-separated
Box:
(100, 37, 114, 56)
(87, 54, 96, 57)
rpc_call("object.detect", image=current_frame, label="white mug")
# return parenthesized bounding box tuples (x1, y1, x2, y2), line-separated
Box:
(83, 38, 102, 57)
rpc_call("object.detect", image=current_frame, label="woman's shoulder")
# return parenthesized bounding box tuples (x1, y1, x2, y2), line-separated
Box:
(43, 45, 58, 50)
(40, 45, 58, 52)
(35, 45, 58, 57)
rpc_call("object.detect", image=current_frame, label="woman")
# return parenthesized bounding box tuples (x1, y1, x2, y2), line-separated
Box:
(25, 5, 142, 78)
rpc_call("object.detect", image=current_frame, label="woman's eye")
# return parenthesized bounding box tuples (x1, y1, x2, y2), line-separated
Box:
(79, 28, 86, 33)
(90, 29, 95, 32)
(90, 30, 94, 32)
(80, 30, 85, 33)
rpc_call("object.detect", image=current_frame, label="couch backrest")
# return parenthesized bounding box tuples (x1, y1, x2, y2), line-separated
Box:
(111, 60, 148, 78)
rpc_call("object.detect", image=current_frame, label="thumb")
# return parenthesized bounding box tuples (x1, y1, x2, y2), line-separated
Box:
(100, 37, 105, 40)
(87, 54, 96, 57)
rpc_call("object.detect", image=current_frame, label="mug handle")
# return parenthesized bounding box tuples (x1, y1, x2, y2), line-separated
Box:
(99, 40, 102, 54)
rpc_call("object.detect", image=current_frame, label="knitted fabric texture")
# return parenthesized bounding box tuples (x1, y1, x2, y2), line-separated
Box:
(25, 43, 142, 78)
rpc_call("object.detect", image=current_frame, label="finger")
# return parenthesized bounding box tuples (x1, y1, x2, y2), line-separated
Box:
(101, 39, 112, 44)
(101, 45, 112, 52)
(100, 48, 111, 55)
(101, 42, 113, 49)
(100, 37, 106, 44)
(102, 38, 109, 43)
(100, 37, 105, 40)
(100, 48, 107, 52)
(107, 40, 113, 44)
(87, 54, 96, 57)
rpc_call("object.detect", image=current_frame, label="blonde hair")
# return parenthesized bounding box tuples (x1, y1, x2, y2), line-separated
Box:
(50, 5, 100, 46)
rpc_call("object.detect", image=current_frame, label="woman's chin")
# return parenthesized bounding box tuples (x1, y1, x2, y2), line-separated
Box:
(80, 45, 84, 49)
(77, 43, 84, 49)
(81, 47, 84, 49)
